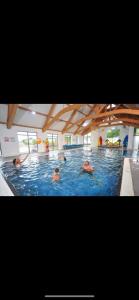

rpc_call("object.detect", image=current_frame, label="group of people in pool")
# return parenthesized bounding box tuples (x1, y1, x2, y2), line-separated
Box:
(13, 153, 94, 182)
(51, 160, 95, 181)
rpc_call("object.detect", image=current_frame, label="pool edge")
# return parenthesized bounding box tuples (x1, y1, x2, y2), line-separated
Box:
(0, 171, 15, 196)
(120, 158, 134, 196)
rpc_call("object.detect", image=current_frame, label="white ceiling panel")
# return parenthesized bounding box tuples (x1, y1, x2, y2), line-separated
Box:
(72, 111, 84, 122)
(49, 121, 65, 131)
(14, 108, 46, 128)
(51, 104, 68, 116)
(80, 105, 91, 114)
(0, 104, 8, 122)
(20, 104, 52, 114)
(60, 111, 73, 121)
(68, 125, 78, 133)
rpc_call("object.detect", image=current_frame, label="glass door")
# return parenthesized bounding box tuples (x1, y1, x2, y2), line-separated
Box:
(47, 134, 58, 150)
(17, 132, 29, 154)
(52, 134, 58, 150)
(17, 131, 38, 154)
(28, 132, 38, 153)
(65, 135, 72, 144)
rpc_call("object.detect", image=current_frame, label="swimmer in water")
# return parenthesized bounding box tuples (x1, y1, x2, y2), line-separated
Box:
(52, 168, 60, 181)
(13, 153, 29, 168)
(82, 161, 94, 173)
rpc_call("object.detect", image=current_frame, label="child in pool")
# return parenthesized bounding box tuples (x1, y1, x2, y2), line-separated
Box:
(82, 161, 94, 173)
(52, 168, 60, 181)
(13, 153, 29, 168)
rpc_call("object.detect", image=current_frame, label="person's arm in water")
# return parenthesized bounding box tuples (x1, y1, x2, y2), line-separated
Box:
(19, 153, 30, 164)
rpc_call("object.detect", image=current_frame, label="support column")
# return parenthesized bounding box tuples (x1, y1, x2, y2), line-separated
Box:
(91, 129, 99, 147)
(127, 126, 134, 150)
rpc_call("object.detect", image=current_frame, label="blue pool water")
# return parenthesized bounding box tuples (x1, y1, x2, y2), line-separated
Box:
(0, 148, 137, 196)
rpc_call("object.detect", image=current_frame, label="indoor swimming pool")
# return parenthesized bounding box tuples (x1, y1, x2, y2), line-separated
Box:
(0, 148, 137, 196)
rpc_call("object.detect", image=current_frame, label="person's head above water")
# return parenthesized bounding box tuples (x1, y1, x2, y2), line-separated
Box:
(13, 158, 20, 165)
(13, 158, 16, 165)
(84, 161, 90, 165)
(55, 168, 59, 173)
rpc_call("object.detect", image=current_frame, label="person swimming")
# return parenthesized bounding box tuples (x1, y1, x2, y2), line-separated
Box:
(13, 153, 29, 168)
(52, 168, 60, 181)
(82, 161, 94, 173)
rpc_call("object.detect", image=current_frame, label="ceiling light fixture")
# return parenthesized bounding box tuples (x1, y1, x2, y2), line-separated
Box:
(32, 111, 36, 115)
(83, 120, 90, 127)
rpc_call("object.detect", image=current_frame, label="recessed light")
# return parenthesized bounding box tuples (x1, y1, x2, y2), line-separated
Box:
(32, 111, 36, 115)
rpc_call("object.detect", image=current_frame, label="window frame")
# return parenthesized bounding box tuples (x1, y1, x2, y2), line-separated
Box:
(17, 131, 38, 154)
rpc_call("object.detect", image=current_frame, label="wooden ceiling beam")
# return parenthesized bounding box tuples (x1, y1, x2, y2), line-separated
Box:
(69, 108, 139, 130)
(42, 104, 57, 131)
(42, 104, 81, 132)
(81, 116, 139, 135)
(7, 104, 18, 129)
(73, 104, 101, 135)
(18, 105, 79, 125)
(62, 105, 81, 133)
(80, 104, 107, 135)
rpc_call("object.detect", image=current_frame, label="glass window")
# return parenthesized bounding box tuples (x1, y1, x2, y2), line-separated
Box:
(83, 133, 91, 145)
(17, 132, 28, 135)
(17, 132, 38, 154)
(17, 133, 29, 154)
(65, 135, 72, 145)
(134, 128, 139, 136)
(28, 133, 38, 153)
(107, 128, 120, 138)
(106, 128, 120, 143)
(47, 134, 58, 150)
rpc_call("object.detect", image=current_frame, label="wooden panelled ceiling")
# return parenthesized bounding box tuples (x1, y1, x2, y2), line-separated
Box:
(0, 103, 139, 135)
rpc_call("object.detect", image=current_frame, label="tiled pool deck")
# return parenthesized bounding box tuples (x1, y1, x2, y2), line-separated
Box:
(130, 159, 139, 196)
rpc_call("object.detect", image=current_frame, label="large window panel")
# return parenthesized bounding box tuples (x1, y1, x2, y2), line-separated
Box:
(17, 132, 38, 154)
(17, 132, 29, 154)
(47, 134, 58, 150)
(83, 133, 91, 145)
(65, 135, 72, 145)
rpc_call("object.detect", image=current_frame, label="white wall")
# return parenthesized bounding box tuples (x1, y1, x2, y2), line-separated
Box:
(133, 136, 139, 150)
(91, 130, 99, 147)
(0, 124, 20, 157)
(119, 126, 129, 144)
(0, 124, 84, 157)
(78, 135, 84, 144)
